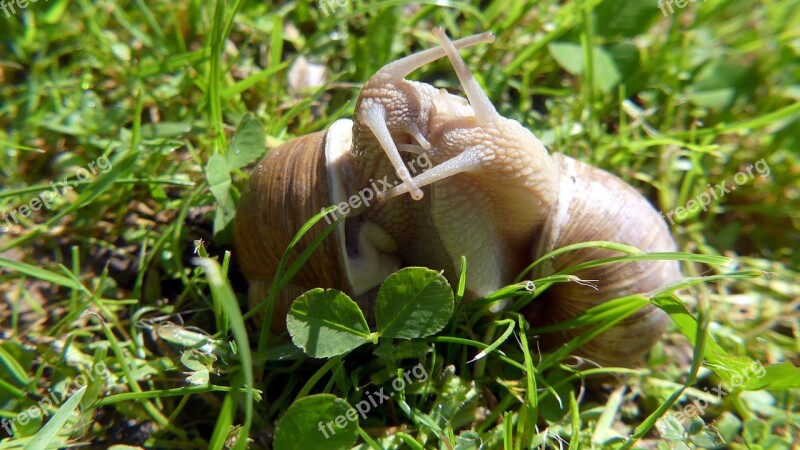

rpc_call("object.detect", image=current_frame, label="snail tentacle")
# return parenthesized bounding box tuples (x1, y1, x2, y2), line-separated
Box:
(381, 146, 483, 201)
(360, 102, 424, 200)
(376, 32, 495, 79)
(405, 122, 432, 149)
(433, 27, 498, 124)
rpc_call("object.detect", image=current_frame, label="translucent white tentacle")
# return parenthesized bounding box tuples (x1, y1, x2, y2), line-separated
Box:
(432, 27, 498, 125)
(362, 103, 424, 200)
(377, 32, 495, 80)
(379, 147, 483, 201)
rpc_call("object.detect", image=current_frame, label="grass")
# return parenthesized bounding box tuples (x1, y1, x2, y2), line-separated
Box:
(1, 0, 799, 448)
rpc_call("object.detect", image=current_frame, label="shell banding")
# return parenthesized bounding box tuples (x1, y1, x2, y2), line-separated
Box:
(234, 29, 680, 367)
(234, 120, 403, 329)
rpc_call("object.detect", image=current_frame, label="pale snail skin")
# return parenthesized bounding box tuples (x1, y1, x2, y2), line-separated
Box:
(235, 33, 496, 328)
(377, 29, 679, 367)
(234, 29, 680, 367)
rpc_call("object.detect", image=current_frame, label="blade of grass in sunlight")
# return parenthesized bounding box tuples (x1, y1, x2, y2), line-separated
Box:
(23, 386, 86, 450)
(194, 257, 254, 450)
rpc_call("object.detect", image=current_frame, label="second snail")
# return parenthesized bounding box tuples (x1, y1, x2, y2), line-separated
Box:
(235, 28, 680, 368)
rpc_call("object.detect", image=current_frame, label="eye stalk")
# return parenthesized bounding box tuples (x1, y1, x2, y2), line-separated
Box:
(432, 27, 499, 125)
(357, 32, 495, 201)
(385, 28, 553, 203)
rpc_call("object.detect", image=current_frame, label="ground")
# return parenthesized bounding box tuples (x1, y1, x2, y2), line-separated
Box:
(0, 0, 798, 449)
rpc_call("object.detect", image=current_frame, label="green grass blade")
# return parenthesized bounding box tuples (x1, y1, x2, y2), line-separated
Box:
(23, 386, 87, 450)
(194, 257, 254, 450)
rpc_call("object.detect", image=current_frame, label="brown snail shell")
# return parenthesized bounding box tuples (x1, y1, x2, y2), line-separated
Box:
(234, 29, 680, 369)
(234, 120, 401, 330)
(234, 34, 498, 330)
(525, 154, 679, 367)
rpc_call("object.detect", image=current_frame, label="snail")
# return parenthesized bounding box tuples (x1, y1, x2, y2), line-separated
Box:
(234, 29, 681, 367)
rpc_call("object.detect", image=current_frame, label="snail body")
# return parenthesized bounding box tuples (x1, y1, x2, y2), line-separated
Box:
(235, 33, 496, 326)
(235, 29, 680, 366)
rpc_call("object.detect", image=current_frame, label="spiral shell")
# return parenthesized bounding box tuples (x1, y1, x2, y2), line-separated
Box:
(234, 120, 401, 329)
(234, 30, 680, 369)
(524, 154, 679, 367)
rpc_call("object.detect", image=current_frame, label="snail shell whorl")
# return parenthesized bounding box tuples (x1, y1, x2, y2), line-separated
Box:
(526, 154, 679, 367)
(234, 130, 352, 329)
